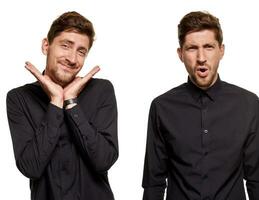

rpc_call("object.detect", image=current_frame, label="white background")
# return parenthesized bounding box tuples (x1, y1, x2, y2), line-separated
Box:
(1, 0, 258, 199)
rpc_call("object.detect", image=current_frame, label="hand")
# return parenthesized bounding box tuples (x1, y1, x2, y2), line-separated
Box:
(64, 66, 100, 100)
(25, 61, 64, 108)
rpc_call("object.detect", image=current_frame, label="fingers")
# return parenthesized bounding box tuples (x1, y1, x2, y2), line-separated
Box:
(63, 66, 100, 99)
(89, 66, 101, 76)
(25, 61, 44, 82)
(82, 66, 100, 82)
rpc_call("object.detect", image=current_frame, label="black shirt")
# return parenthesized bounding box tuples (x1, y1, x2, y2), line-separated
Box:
(142, 77, 259, 200)
(7, 78, 118, 200)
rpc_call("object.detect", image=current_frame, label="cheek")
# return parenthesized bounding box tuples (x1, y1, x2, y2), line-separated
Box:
(208, 51, 221, 60)
(46, 52, 55, 66)
(210, 54, 222, 66)
(74, 59, 84, 72)
(183, 55, 195, 66)
(77, 65, 83, 72)
(78, 56, 86, 66)
(47, 49, 60, 62)
(50, 47, 67, 58)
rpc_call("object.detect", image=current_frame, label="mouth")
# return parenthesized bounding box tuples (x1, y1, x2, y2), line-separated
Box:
(59, 62, 77, 72)
(196, 66, 209, 78)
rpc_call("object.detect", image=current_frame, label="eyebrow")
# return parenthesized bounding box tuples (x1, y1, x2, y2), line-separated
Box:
(185, 42, 217, 48)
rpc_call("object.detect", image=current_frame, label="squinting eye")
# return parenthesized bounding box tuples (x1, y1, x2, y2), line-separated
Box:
(205, 45, 214, 49)
(61, 44, 69, 49)
(186, 47, 197, 51)
(78, 51, 87, 57)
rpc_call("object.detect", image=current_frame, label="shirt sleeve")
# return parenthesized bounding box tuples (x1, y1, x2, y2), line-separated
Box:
(64, 81, 118, 174)
(6, 90, 63, 179)
(142, 100, 168, 200)
(244, 97, 259, 199)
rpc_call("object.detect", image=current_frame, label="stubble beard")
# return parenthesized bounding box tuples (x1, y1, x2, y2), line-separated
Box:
(191, 70, 218, 90)
(51, 68, 76, 87)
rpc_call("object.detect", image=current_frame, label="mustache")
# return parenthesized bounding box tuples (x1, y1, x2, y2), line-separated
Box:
(197, 60, 207, 66)
(195, 63, 209, 69)
(59, 60, 77, 69)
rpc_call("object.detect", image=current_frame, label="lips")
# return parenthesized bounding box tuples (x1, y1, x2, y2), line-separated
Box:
(59, 61, 76, 72)
(196, 66, 209, 78)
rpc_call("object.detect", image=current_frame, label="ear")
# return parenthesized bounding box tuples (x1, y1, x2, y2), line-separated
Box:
(219, 44, 225, 59)
(177, 47, 183, 62)
(41, 38, 49, 55)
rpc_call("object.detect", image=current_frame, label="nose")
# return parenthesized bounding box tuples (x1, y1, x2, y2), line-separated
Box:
(197, 49, 206, 65)
(66, 50, 77, 65)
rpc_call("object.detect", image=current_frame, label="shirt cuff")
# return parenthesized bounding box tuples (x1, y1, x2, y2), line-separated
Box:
(46, 103, 64, 128)
(65, 104, 95, 137)
(143, 186, 165, 200)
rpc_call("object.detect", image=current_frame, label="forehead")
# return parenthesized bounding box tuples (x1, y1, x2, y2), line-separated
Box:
(184, 30, 218, 46)
(52, 31, 90, 48)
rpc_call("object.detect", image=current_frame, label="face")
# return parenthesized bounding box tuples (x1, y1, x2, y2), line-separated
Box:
(42, 31, 90, 87)
(177, 29, 225, 90)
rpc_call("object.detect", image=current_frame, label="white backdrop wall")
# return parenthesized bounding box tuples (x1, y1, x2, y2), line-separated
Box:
(1, 0, 258, 199)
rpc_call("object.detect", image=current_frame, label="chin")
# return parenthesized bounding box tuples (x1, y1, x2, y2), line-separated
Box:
(56, 71, 75, 82)
(198, 81, 213, 89)
(55, 76, 74, 86)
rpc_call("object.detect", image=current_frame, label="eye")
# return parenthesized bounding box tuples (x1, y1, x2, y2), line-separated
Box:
(186, 46, 197, 51)
(78, 50, 87, 57)
(77, 48, 88, 57)
(61, 44, 69, 49)
(204, 44, 214, 50)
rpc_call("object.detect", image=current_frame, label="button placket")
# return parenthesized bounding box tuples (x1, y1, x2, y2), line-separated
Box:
(200, 94, 211, 198)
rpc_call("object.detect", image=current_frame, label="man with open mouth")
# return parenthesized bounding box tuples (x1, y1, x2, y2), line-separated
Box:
(142, 11, 259, 200)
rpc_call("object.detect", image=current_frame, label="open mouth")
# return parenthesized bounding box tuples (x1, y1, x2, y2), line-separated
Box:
(197, 67, 209, 77)
(199, 68, 207, 72)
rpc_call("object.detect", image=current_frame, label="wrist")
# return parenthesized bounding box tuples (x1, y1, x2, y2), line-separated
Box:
(50, 97, 63, 108)
(64, 98, 78, 109)
(65, 103, 77, 109)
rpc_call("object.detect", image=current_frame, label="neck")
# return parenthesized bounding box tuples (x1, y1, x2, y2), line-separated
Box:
(189, 74, 218, 90)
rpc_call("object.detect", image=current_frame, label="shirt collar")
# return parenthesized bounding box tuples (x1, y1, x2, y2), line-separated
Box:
(186, 75, 222, 102)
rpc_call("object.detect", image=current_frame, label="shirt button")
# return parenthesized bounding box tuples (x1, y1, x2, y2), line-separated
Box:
(202, 109, 207, 114)
(204, 129, 208, 134)
(202, 174, 208, 180)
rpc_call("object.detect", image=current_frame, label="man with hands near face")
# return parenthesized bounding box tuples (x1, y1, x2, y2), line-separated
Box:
(7, 11, 118, 200)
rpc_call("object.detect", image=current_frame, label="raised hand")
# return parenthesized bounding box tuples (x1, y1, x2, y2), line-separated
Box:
(25, 62, 100, 109)
(64, 66, 100, 100)
(25, 62, 64, 108)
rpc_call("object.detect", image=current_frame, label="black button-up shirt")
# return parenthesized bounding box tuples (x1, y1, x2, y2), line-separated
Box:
(7, 78, 118, 200)
(142, 77, 259, 200)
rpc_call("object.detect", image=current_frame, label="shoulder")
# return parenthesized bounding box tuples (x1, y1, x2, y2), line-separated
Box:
(220, 81, 258, 111)
(80, 78, 116, 102)
(221, 81, 258, 102)
(6, 82, 44, 112)
(152, 83, 187, 106)
(87, 78, 114, 91)
(7, 82, 41, 100)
